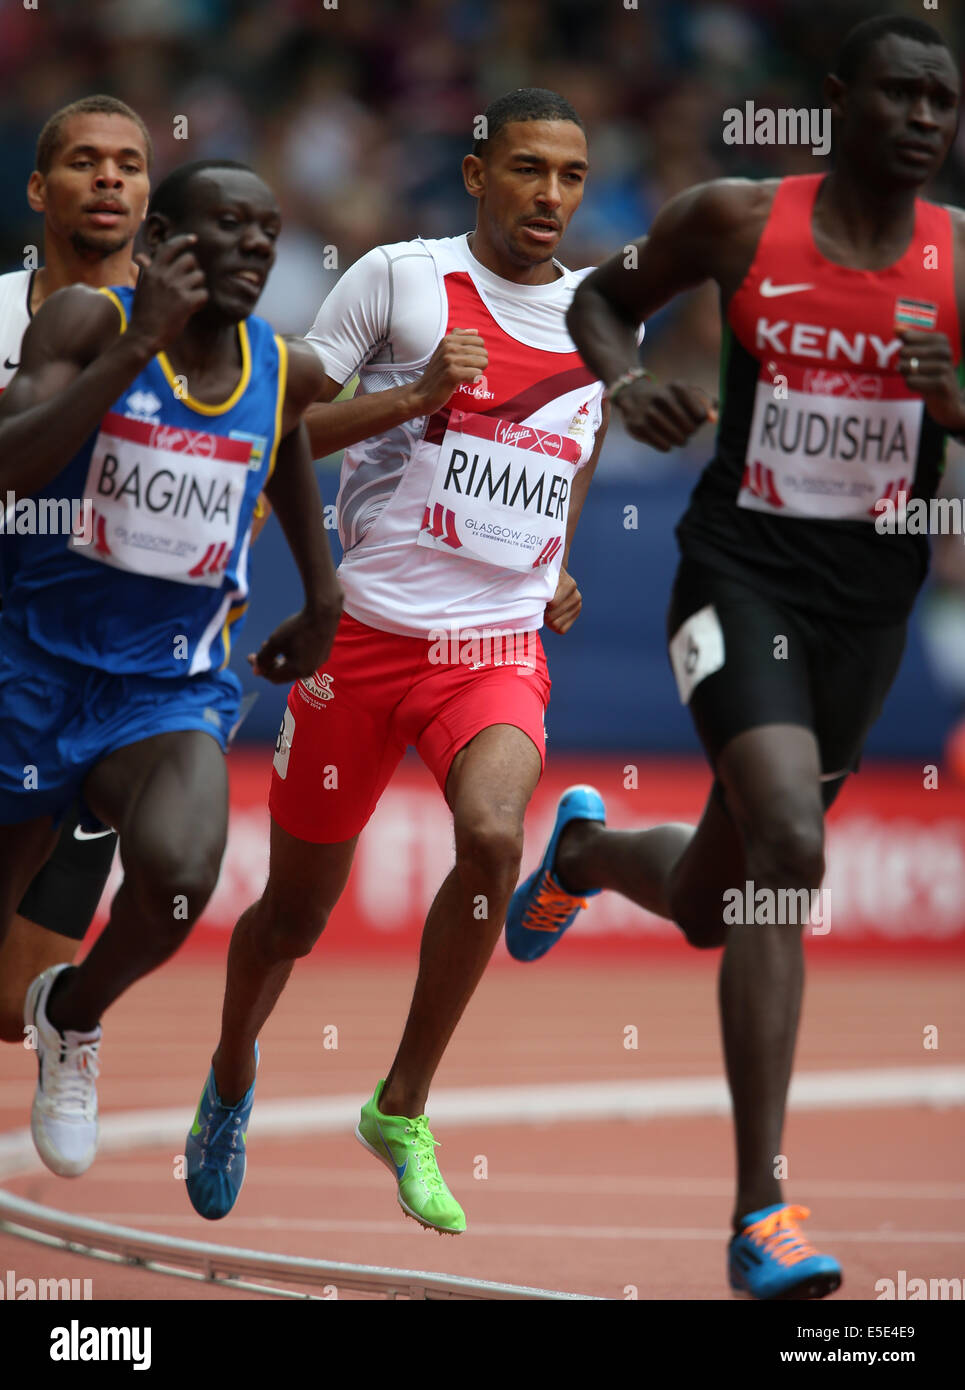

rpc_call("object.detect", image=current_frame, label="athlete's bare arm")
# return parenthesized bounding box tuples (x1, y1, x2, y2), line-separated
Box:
(544, 399, 610, 636)
(302, 329, 489, 458)
(562, 398, 608, 569)
(249, 337, 342, 683)
(0, 235, 207, 496)
(568, 180, 776, 450)
(894, 207, 965, 434)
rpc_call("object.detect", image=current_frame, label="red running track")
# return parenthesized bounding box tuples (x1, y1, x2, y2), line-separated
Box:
(1, 958, 963, 1300)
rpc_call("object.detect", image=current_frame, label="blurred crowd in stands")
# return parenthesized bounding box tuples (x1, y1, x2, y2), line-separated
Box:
(1, 0, 964, 767)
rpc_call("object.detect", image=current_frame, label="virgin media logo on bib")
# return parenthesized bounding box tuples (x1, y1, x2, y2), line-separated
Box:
(69, 410, 252, 587)
(802, 369, 882, 400)
(148, 423, 218, 458)
(454, 411, 580, 464)
(493, 420, 567, 458)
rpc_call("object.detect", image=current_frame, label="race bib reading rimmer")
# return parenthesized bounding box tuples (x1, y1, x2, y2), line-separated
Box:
(68, 412, 252, 586)
(418, 408, 582, 572)
(738, 366, 922, 521)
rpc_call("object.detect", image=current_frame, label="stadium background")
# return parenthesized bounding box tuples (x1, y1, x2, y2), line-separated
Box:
(1, 0, 964, 951)
(0, 0, 963, 1310)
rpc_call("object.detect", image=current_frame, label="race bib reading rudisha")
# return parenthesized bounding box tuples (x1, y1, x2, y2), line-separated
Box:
(738, 364, 922, 520)
(418, 408, 582, 571)
(69, 412, 252, 586)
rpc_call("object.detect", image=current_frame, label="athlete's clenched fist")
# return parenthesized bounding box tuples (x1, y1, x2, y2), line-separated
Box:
(410, 328, 488, 415)
(248, 598, 343, 685)
(129, 234, 209, 354)
(544, 566, 582, 634)
(614, 378, 717, 452)
(897, 329, 965, 434)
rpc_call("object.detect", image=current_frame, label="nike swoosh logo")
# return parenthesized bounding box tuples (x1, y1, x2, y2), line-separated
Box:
(759, 278, 815, 298)
(376, 1121, 407, 1181)
(3, 357, 19, 370)
(73, 825, 115, 841)
(190, 1095, 205, 1137)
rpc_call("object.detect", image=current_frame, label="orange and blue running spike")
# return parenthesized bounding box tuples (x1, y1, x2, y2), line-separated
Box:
(729, 1203, 842, 1299)
(505, 785, 605, 962)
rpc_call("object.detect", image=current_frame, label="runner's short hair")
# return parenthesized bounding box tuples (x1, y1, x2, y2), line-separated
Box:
(147, 160, 259, 224)
(36, 96, 153, 174)
(834, 16, 949, 85)
(473, 88, 584, 157)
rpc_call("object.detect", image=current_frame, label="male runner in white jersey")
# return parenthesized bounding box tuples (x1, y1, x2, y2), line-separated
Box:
(185, 88, 615, 1234)
(508, 17, 964, 1297)
(0, 95, 151, 1042)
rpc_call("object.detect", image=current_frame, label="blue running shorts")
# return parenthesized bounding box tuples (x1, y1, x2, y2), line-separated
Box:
(0, 622, 241, 827)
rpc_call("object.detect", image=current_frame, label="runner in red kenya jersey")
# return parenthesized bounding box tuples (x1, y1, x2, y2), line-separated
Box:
(549, 17, 965, 1296)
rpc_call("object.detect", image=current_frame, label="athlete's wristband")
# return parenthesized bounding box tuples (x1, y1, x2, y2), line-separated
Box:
(607, 366, 654, 404)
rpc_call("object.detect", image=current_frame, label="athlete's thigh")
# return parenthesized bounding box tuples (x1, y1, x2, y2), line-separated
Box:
(669, 782, 746, 927)
(667, 558, 817, 771)
(445, 723, 542, 827)
(83, 730, 229, 866)
(808, 617, 907, 779)
(269, 614, 411, 845)
(261, 816, 358, 922)
(670, 727, 822, 939)
(716, 722, 824, 841)
(412, 636, 550, 818)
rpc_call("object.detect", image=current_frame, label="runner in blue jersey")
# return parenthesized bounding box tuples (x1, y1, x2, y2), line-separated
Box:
(0, 158, 342, 1177)
(0, 95, 151, 1044)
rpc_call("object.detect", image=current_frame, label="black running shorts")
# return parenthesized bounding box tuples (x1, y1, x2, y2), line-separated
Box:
(666, 557, 907, 789)
(16, 803, 116, 941)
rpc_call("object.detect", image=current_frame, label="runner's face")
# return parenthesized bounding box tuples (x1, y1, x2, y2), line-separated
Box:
(477, 120, 588, 266)
(31, 114, 149, 258)
(842, 36, 959, 187)
(178, 171, 280, 319)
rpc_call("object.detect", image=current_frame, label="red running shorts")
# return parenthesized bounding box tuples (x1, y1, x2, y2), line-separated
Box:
(268, 613, 550, 843)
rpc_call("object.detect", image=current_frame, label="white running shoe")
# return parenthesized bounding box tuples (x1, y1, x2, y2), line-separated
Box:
(25, 964, 101, 1177)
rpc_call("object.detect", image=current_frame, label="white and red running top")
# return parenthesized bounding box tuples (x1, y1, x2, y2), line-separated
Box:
(307, 234, 618, 638)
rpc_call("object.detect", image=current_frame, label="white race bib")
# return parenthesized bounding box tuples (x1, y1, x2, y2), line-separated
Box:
(668, 604, 725, 705)
(69, 411, 252, 586)
(417, 408, 582, 572)
(739, 370, 921, 521)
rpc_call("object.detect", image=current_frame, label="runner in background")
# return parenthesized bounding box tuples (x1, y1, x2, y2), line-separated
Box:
(0, 96, 150, 1043)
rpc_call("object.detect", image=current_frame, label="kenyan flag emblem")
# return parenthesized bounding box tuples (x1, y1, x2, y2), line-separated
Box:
(894, 297, 938, 330)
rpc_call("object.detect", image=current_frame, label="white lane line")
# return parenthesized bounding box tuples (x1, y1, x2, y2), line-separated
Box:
(59, 1166, 965, 1201)
(2, 1065, 963, 1182)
